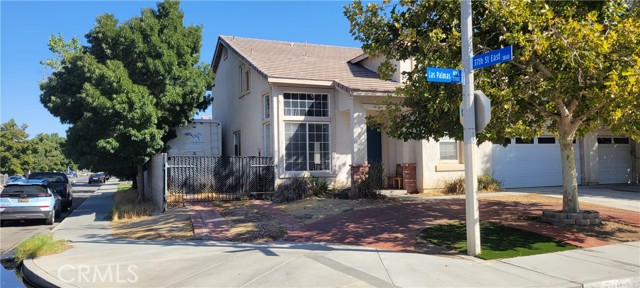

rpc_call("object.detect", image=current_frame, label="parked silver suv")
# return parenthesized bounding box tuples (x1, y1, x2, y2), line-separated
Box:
(0, 179, 62, 225)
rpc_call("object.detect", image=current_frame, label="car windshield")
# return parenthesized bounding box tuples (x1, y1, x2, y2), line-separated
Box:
(28, 173, 67, 183)
(1, 186, 48, 195)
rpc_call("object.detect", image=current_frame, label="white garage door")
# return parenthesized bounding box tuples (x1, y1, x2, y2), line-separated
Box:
(598, 137, 632, 184)
(492, 137, 582, 188)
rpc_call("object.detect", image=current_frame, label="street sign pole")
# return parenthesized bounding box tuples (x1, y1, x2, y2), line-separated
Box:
(461, 0, 481, 256)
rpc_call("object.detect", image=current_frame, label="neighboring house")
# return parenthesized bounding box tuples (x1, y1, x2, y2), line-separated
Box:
(210, 36, 639, 191)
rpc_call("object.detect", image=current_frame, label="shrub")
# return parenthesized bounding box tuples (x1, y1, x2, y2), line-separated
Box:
(442, 178, 466, 195)
(272, 177, 312, 204)
(478, 175, 503, 192)
(308, 176, 331, 197)
(442, 175, 503, 195)
(348, 161, 385, 200)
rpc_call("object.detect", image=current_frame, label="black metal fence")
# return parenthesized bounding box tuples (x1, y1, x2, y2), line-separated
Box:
(167, 156, 275, 202)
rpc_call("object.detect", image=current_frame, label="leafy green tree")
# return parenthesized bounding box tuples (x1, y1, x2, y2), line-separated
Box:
(28, 133, 77, 173)
(0, 120, 76, 175)
(345, 1, 639, 213)
(0, 119, 32, 175)
(40, 1, 214, 179)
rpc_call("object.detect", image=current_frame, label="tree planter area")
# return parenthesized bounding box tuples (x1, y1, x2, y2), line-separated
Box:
(540, 210, 602, 226)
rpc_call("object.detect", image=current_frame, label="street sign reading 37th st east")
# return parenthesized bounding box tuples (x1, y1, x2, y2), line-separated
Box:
(472, 46, 513, 70)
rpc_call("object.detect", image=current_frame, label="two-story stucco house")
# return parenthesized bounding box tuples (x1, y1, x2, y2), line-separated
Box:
(210, 36, 639, 192)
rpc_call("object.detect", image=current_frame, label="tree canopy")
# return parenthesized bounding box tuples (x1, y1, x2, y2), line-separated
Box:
(345, 0, 639, 213)
(40, 1, 214, 178)
(0, 119, 76, 175)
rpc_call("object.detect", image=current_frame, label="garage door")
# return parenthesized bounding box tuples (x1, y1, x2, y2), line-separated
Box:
(492, 137, 581, 188)
(598, 137, 632, 184)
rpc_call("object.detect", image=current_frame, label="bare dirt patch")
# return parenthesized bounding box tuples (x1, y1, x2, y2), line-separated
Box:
(209, 197, 398, 242)
(275, 197, 399, 224)
(111, 206, 194, 241)
(214, 201, 287, 242)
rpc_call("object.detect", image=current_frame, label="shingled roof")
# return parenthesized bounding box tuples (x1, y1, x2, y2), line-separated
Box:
(211, 36, 401, 93)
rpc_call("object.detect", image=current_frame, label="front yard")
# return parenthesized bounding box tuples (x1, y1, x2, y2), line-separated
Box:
(110, 189, 640, 256)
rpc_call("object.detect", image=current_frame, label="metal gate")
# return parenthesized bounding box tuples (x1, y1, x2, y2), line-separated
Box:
(167, 156, 275, 202)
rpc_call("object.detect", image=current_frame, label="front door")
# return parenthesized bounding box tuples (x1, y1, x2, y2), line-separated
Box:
(366, 127, 382, 162)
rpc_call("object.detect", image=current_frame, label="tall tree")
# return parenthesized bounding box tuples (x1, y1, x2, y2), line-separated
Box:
(345, 1, 640, 213)
(0, 119, 32, 175)
(28, 133, 77, 173)
(0, 120, 76, 175)
(40, 1, 214, 179)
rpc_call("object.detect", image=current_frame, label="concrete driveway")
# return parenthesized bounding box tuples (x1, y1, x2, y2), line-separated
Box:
(505, 184, 640, 212)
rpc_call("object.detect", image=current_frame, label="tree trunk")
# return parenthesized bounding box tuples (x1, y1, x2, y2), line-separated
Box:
(558, 123, 580, 213)
(137, 165, 144, 201)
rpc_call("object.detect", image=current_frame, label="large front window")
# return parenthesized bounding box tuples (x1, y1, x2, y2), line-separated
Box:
(285, 123, 330, 171)
(284, 93, 328, 117)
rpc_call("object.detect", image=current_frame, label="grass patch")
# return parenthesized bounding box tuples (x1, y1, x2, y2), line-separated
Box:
(14, 234, 70, 263)
(418, 222, 577, 260)
(111, 184, 154, 221)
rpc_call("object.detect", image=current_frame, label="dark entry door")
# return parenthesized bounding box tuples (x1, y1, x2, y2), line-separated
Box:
(366, 127, 382, 162)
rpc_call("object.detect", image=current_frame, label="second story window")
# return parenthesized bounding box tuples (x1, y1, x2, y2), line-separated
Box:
(240, 64, 250, 94)
(284, 93, 328, 117)
(263, 94, 270, 119)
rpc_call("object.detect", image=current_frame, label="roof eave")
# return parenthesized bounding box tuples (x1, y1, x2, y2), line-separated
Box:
(218, 36, 270, 80)
(348, 53, 369, 64)
(268, 77, 334, 87)
(211, 36, 225, 73)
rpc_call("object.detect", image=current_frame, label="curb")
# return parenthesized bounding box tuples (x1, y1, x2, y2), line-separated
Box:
(22, 258, 66, 288)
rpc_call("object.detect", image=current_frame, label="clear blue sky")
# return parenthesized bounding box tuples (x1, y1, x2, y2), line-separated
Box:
(1, 1, 359, 137)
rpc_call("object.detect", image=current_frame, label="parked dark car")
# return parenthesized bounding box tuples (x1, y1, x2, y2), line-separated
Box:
(88, 173, 106, 184)
(0, 179, 61, 225)
(27, 172, 73, 211)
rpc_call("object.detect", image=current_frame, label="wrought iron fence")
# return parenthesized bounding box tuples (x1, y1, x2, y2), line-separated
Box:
(167, 156, 275, 202)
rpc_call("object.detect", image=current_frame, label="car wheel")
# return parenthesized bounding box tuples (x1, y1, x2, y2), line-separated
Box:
(45, 211, 54, 225)
(55, 205, 62, 218)
(63, 200, 72, 211)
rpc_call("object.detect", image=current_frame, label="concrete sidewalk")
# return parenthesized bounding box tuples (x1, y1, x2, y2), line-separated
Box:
(23, 183, 640, 287)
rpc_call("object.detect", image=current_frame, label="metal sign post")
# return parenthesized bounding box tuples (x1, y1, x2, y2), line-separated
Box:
(461, 0, 481, 256)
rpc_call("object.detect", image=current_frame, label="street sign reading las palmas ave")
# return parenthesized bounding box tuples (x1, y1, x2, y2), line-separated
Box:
(426, 67, 462, 83)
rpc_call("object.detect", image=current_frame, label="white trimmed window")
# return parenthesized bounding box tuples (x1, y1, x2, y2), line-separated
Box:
(284, 93, 328, 117)
(263, 123, 271, 157)
(284, 123, 330, 171)
(233, 131, 241, 156)
(439, 138, 458, 161)
(263, 94, 270, 119)
(240, 64, 250, 94)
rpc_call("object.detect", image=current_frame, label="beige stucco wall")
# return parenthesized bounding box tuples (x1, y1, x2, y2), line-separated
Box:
(417, 140, 492, 191)
(211, 47, 268, 157)
(360, 56, 413, 83)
